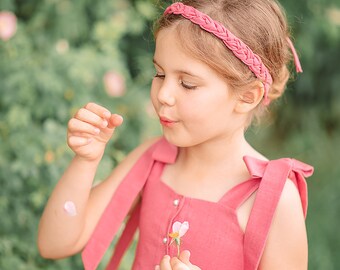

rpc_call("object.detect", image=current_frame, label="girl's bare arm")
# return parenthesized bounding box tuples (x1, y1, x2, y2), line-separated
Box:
(37, 102, 158, 258)
(259, 180, 308, 270)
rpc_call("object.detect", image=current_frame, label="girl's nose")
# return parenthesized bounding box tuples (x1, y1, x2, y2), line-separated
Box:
(157, 80, 176, 107)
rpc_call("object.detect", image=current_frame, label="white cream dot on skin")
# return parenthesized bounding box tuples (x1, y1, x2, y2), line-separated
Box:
(63, 201, 77, 216)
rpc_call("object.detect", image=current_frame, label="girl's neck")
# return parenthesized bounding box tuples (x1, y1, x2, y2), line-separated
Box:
(161, 129, 264, 200)
(177, 129, 254, 171)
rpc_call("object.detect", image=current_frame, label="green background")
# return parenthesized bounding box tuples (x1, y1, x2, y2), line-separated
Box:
(0, 0, 339, 269)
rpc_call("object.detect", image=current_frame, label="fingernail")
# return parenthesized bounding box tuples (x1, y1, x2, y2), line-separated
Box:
(155, 265, 160, 270)
(94, 128, 100, 134)
(102, 120, 108, 127)
(116, 115, 123, 122)
(103, 111, 111, 118)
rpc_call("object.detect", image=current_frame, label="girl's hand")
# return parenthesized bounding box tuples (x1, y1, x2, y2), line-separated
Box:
(155, 251, 201, 270)
(67, 102, 123, 162)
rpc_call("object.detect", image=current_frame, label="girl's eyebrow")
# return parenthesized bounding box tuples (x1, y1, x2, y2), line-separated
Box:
(153, 58, 202, 79)
(152, 58, 160, 66)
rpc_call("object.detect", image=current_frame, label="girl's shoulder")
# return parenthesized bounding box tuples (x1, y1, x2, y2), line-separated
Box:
(244, 155, 313, 210)
(243, 156, 313, 269)
(255, 166, 309, 269)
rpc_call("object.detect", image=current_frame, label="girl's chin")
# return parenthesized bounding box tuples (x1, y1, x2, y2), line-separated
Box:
(162, 132, 202, 148)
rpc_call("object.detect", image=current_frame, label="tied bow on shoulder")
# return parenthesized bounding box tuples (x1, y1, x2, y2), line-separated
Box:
(243, 156, 314, 217)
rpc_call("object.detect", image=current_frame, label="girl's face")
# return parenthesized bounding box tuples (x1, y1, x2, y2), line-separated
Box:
(151, 27, 245, 147)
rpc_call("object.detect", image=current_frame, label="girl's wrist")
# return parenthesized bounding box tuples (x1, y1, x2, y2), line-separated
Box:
(73, 153, 103, 167)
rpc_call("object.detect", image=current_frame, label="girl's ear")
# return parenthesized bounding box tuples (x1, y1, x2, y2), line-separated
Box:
(234, 82, 265, 113)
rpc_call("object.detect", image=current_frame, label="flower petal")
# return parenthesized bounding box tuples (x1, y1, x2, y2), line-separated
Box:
(172, 221, 182, 233)
(178, 221, 189, 237)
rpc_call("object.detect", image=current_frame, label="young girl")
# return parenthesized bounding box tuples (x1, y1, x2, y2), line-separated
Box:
(38, 1, 314, 269)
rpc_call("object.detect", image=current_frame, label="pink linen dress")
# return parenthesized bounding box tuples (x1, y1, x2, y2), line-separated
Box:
(82, 137, 313, 270)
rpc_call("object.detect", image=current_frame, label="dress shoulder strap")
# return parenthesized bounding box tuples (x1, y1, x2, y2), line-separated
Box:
(243, 158, 313, 270)
(105, 202, 141, 270)
(220, 178, 261, 210)
(81, 137, 177, 270)
(81, 149, 154, 270)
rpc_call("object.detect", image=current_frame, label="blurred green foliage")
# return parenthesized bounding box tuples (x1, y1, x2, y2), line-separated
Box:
(0, 0, 339, 269)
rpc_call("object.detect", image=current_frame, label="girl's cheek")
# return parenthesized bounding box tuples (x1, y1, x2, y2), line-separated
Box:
(151, 81, 164, 106)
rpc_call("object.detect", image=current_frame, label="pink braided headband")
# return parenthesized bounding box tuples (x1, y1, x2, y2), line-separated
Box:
(164, 2, 302, 105)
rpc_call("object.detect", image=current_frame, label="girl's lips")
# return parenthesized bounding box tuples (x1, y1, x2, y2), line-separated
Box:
(159, 116, 178, 127)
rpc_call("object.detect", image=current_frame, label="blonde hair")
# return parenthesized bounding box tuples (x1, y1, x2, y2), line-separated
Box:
(154, 0, 294, 123)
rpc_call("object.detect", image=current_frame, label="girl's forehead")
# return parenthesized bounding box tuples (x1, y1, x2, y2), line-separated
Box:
(154, 28, 197, 65)
(154, 28, 227, 83)
(155, 27, 179, 49)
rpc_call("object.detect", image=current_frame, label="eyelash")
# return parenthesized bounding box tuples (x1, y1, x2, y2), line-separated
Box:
(154, 73, 197, 90)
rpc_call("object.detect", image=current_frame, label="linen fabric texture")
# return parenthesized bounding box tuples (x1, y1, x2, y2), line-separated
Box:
(81, 137, 313, 270)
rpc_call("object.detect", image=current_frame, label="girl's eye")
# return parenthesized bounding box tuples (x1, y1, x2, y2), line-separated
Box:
(180, 80, 197, 90)
(154, 73, 165, 79)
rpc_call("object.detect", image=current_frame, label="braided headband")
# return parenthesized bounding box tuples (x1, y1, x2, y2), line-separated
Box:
(164, 2, 302, 105)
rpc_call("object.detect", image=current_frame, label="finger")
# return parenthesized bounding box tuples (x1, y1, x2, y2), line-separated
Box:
(155, 265, 160, 270)
(75, 108, 108, 129)
(68, 136, 92, 147)
(108, 114, 123, 129)
(84, 102, 111, 119)
(68, 118, 101, 135)
(170, 257, 190, 270)
(179, 250, 191, 265)
(160, 255, 171, 270)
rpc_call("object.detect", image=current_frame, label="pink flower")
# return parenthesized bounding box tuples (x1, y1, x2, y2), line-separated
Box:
(0, 11, 17, 41)
(55, 39, 69, 54)
(169, 221, 189, 257)
(103, 71, 126, 97)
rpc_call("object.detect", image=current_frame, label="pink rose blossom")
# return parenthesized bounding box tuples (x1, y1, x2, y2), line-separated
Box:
(103, 71, 126, 97)
(0, 11, 17, 41)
